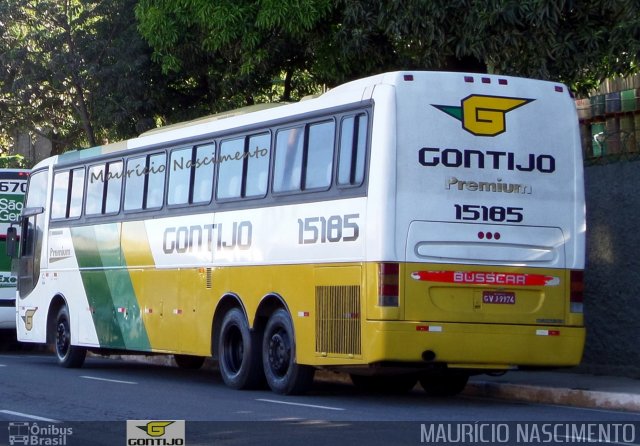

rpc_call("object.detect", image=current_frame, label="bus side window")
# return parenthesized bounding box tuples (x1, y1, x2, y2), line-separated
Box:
(124, 156, 146, 210)
(86, 161, 122, 215)
(85, 165, 105, 215)
(51, 171, 70, 219)
(338, 113, 367, 186)
(244, 133, 270, 198)
(193, 143, 215, 204)
(104, 161, 123, 214)
(125, 153, 166, 210)
(68, 169, 85, 218)
(168, 148, 191, 206)
(305, 120, 335, 189)
(273, 127, 304, 193)
(146, 153, 166, 209)
(217, 137, 244, 200)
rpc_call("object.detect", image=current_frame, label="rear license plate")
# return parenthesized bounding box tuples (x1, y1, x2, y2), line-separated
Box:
(482, 291, 516, 304)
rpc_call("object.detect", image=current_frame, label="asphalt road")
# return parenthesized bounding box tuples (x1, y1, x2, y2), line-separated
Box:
(1, 351, 639, 445)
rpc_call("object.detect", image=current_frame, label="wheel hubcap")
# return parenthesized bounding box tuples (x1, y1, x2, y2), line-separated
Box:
(56, 321, 69, 357)
(268, 329, 290, 377)
(223, 326, 243, 374)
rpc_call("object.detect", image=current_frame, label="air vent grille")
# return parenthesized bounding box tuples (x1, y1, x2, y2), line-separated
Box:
(315, 285, 361, 356)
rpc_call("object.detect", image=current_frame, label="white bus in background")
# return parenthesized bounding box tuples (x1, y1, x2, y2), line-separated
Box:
(0, 169, 28, 330)
(8, 72, 585, 395)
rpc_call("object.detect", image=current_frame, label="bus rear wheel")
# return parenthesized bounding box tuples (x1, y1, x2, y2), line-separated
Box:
(53, 305, 86, 368)
(262, 309, 314, 395)
(218, 308, 264, 389)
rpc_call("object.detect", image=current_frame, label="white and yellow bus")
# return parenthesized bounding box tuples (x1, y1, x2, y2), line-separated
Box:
(8, 71, 585, 395)
(0, 169, 28, 330)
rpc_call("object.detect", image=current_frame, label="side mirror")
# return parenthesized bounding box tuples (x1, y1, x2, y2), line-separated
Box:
(6, 226, 18, 258)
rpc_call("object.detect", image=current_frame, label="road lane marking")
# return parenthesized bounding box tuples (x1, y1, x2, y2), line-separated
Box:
(0, 410, 58, 422)
(80, 375, 137, 385)
(256, 398, 345, 411)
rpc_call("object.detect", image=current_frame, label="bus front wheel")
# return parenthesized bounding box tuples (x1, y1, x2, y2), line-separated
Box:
(218, 308, 264, 389)
(53, 305, 86, 368)
(262, 309, 315, 395)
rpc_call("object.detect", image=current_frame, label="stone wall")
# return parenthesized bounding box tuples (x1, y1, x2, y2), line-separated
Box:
(581, 161, 640, 377)
(11, 130, 52, 164)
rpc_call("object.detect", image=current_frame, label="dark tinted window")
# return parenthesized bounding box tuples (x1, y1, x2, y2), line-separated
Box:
(338, 113, 367, 186)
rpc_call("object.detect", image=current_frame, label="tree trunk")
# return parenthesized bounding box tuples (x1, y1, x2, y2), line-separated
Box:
(71, 76, 97, 147)
(282, 69, 293, 102)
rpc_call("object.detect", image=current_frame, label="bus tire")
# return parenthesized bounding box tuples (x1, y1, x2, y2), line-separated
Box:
(262, 309, 314, 395)
(218, 308, 264, 389)
(350, 374, 418, 394)
(174, 354, 205, 369)
(419, 373, 469, 397)
(54, 305, 86, 368)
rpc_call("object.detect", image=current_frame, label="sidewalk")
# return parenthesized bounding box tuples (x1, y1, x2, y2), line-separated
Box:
(465, 371, 640, 412)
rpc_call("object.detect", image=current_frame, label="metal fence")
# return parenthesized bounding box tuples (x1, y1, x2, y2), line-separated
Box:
(576, 75, 640, 165)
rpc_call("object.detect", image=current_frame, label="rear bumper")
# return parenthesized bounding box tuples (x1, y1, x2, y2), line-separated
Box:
(363, 321, 585, 369)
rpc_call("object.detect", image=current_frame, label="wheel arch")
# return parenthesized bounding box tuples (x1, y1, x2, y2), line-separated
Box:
(211, 292, 292, 360)
(253, 293, 289, 338)
(46, 294, 68, 344)
(211, 293, 247, 359)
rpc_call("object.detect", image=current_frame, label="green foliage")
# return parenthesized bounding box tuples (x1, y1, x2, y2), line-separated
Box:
(137, 0, 639, 98)
(455, 0, 640, 94)
(0, 0, 169, 152)
(135, 0, 334, 107)
(1, 0, 98, 149)
(1, 0, 638, 156)
(0, 154, 27, 169)
(316, 0, 639, 93)
(137, 0, 332, 73)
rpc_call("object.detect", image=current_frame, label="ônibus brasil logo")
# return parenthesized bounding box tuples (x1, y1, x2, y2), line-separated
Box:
(432, 94, 534, 136)
(126, 420, 185, 445)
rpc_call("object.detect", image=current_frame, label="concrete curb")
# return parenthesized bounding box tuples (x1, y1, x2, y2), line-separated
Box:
(464, 381, 640, 412)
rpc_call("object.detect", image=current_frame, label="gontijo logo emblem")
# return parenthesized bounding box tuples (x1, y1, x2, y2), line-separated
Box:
(127, 420, 185, 445)
(433, 94, 534, 136)
(22, 308, 37, 331)
(138, 421, 174, 437)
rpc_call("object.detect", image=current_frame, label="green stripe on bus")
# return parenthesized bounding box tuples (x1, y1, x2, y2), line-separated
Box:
(71, 225, 151, 351)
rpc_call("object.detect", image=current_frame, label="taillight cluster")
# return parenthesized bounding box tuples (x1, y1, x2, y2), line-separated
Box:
(570, 270, 584, 313)
(378, 262, 399, 307)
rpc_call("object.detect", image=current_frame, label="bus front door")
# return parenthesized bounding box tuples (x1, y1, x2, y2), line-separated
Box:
(17, 208, 45, 296)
